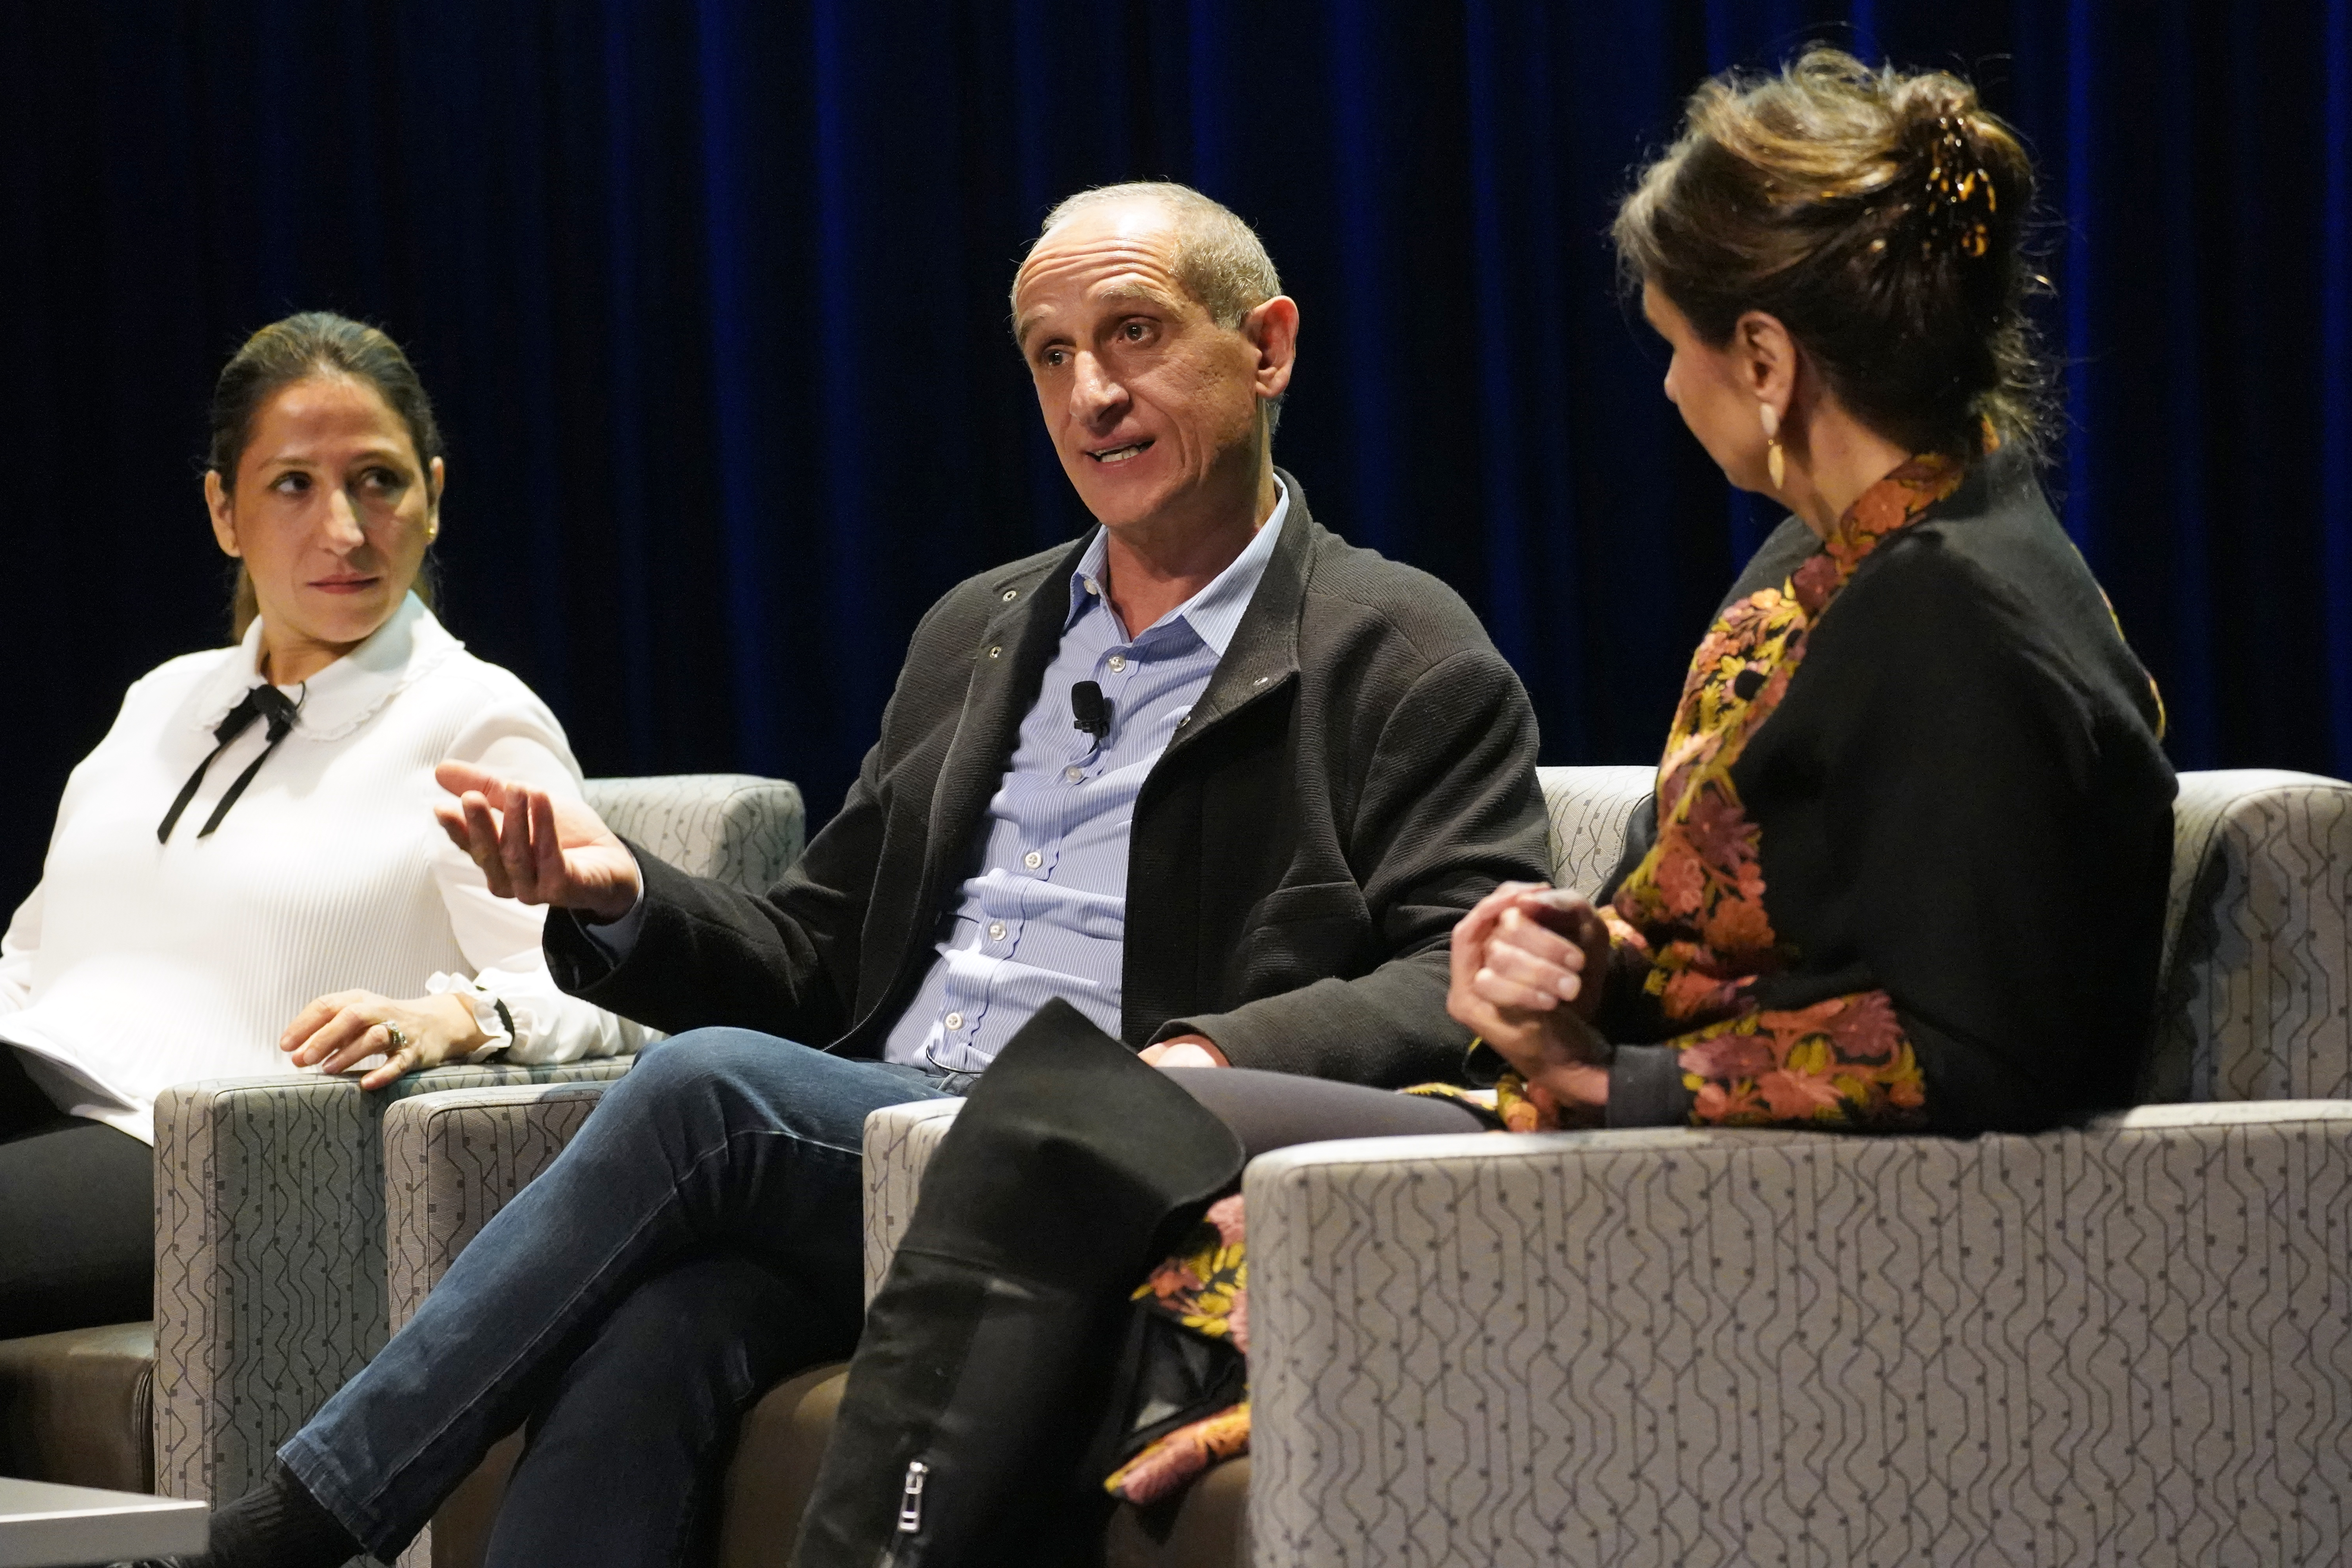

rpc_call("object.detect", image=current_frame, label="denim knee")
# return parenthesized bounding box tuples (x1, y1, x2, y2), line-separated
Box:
(598, 1028, 804, 1114)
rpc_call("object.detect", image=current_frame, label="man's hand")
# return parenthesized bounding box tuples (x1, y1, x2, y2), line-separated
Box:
(279, 990, 488, 1091)
(1139, 1033, 1229, 1069)
(1446, 883, 1612, 1112)
(434, 762, 643, 922)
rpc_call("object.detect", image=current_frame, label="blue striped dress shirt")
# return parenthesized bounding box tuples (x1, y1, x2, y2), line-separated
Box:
(880, 485, 1290, 1071)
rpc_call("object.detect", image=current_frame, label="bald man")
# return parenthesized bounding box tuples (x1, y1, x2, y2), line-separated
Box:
(175, 184, 1546, 1568)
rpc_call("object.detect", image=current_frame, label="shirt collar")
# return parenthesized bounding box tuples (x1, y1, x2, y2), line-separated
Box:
(191, 592, 463, 741)
(1063, 477, 1291, 658)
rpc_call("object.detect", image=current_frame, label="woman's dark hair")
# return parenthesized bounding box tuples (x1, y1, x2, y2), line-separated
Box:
(1613, 49, 2051, 462)
(209, 312, 445, 638)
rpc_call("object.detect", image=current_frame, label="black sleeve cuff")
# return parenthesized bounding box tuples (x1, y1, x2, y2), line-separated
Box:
(540, 835, 656, 998)
(1605, 1044, 1695, 1128)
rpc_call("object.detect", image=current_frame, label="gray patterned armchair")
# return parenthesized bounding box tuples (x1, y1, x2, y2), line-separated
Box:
(380, 766, 2352, 1568)
(111, 775, 802, 1516)
(1240, 766, 2352, 1566)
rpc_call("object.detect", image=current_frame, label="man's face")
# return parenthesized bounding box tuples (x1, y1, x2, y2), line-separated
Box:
(1012, 202, 1270, 532)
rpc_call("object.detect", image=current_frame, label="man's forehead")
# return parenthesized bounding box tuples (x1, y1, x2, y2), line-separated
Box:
(1014, 245, 1192, 343)
(1017, 201, 1183, 283)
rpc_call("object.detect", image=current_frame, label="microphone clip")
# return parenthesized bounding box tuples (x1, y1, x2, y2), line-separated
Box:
(1071, 680, 1112, 743)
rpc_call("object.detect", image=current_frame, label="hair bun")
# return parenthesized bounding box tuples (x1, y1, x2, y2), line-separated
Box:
(1615, 48, 2051, 461)
(1887, 83, 2004, 263)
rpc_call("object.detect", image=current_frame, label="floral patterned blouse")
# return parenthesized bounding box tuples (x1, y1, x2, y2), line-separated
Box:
(1574, 444, 2173, 1134)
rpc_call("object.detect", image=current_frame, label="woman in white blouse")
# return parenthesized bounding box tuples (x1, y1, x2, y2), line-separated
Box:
(0, 312, 646, 1339)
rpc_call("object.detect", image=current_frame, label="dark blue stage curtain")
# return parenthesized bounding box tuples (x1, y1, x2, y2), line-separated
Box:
(1, 2, 2347, 898)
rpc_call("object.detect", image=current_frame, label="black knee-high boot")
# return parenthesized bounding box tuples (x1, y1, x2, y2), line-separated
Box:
(790, 1000, 1245, 1568)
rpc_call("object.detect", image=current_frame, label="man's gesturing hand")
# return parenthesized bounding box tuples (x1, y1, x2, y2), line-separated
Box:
(434, 761, 643, 922)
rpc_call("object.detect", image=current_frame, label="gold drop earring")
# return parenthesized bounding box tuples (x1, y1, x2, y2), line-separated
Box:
(1759, 403, 1786, 492)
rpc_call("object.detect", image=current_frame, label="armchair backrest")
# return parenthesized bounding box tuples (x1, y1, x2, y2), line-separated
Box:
(1533, 764, 2352, 1108)
(1535, 764, 1655, 898)
(584, 773, 804, 892)
(2147, 769, 2352, 1102)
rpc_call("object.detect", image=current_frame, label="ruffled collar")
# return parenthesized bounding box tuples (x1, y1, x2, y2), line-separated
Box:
(189, 593, 463, 742)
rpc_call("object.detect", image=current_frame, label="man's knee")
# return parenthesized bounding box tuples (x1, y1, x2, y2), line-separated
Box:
(608, 1027, 800, 1103)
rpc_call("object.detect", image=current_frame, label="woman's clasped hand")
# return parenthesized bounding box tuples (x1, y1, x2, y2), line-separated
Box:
(1446, 881, 1615, 1120)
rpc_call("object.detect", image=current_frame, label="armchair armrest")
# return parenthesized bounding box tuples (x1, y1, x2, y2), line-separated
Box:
(1242, 1107, 2352, 1566)
(2150, 769, 2352, 1103)
(151, 1059, 634, 1506)
(382, 1083, 618, 1330)
(860, 1100, 964, 1304)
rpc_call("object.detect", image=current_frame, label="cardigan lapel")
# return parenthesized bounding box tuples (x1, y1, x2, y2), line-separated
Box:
(1157, 467, 1314, 765)
(914, 537, 1091, 916)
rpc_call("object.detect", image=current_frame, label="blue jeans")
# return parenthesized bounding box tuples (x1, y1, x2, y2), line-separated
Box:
(278, 1030, 954, 1565)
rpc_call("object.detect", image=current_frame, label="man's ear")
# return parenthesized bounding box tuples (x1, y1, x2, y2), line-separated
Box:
(204, 469, 241, 558)
(1243, 295, 1299, 402)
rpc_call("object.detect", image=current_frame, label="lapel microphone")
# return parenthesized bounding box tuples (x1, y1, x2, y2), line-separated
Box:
(1071, 681, 1112, 742)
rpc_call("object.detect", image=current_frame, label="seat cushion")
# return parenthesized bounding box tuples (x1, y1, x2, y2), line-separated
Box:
(0, 1319, 155, 1492)
(424, 1362, 1248, 1567)
(1104, 1452, 1250, 1568)
(717, 1366, 1247, 1568)
(716, 1363, 853, 1566)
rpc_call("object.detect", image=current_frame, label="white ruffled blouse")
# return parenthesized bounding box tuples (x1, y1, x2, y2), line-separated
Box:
(0, 593, 649, 1143)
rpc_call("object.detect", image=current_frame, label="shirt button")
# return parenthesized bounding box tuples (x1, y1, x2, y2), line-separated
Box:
(944, 1011, 964, 1031)
(1083, 577, 1101, 596)
(1023, 850, 1043, 869)
(987, 922, 1006, 941)
(1064, 765, 1084, 783)
(1107, 653, 1127, 672)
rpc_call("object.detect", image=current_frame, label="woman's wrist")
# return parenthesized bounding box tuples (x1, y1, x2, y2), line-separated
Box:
(425, 991, 494, 1057)
(1537, 1058, 1611, 1112)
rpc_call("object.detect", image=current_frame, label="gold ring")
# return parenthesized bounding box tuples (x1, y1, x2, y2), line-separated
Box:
(384, 1023, 408, 1052)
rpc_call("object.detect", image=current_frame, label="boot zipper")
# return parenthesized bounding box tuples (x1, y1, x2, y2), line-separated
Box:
(897, 1459, 929, 1535)
(877, 1459, 930, 1566)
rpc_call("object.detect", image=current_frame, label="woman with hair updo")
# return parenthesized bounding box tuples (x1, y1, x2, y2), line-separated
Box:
(769, 52, 2179, 1565)
(1454, 47, 2174, 1137)
(0, 312, 647, 1342)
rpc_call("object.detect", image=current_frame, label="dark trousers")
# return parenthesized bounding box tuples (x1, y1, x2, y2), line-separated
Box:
(0, 1047, 153, 1339)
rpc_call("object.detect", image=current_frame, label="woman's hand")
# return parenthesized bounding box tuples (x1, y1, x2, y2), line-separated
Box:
(433, 762, 643, 921)
(1446, 883, 1615, 1114)
(279, 990, 490, 1090)
(1138, 1034, 1230, 1069)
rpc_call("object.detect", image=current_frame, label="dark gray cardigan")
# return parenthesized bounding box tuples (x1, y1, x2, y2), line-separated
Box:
(546, 472, 1549, 1088)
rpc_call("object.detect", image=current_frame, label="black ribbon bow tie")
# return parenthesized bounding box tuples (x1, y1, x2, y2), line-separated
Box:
(157, 684, 303, 843)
